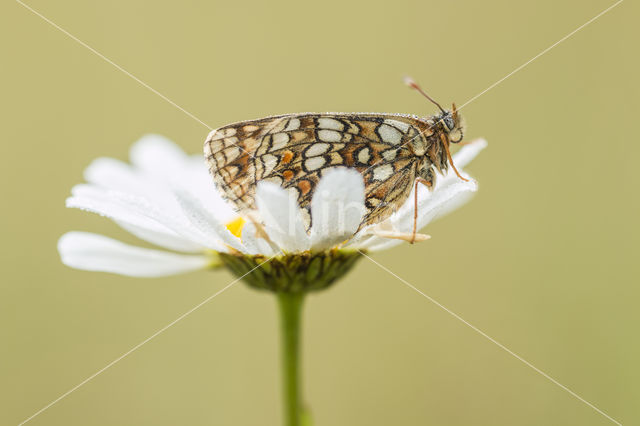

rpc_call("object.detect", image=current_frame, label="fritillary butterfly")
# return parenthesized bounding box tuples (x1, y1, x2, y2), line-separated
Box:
(204, 79, 467, 241)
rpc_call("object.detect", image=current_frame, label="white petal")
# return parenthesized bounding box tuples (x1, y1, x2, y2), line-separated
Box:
(67, 184, 226, 251)
(172, 189, 245, 252)
(380, 139, 487, 235)
(133, 136, 237, 224)
(241, 222, 277, 256)
(394, 178, 478, 232)
(58, 232, 210, 277)
(116, 221, 204, 253)
(430, 187, 477, 222)
(84, 157, 140, 191)
(68, 184, 172, 231)
(344, 232, 377, 249)
(256, 182, 310, 253)
(364, 179, 478, 252)
(417, 178, 477, 230)
(359, 236, 402, 252)
(129, 134, 189, 177)
(179, 156, 237, 223)
(91, 135, 238, 227)
(422, 138, 486, 193)
(83, 157, 181, 214)
(309, 168, 365, 251)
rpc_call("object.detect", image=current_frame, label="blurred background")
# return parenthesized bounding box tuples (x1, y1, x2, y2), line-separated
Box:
(2, 0, 638, 424)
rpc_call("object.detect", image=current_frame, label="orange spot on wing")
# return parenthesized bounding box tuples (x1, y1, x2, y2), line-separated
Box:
(283, 170, 294, 181)
(281, 151, 294, 164)
(235, 153, 250, 167)
(297, 180, 311, 195)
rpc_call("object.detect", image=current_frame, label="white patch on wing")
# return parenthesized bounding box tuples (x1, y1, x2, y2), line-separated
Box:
(270, 132, 290, 151)
(372, 164, 394, 181)
(300, 207, 311, 229)
(377, 124, 403, 145)
(317, 129, 342, 142)
(285, 118, 301, 131)
(304, 156, 326, 171)
(262, 154, 278, 175)
(357, 147, 371, 164)
(382, 149, 397, 161)
(263, 175, 283, 186)
(384, 119, 410, 133)
(317, 117, 344, 131)
(305, 142, 331, 157)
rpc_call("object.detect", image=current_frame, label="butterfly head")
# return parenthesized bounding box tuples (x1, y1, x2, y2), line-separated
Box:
(438, 103, 465, 143)
(404, 76, 469, 181)
(404, 77, 465, 143)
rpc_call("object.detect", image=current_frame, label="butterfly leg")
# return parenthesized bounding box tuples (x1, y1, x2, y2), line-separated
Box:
(371, 229, 431, 243)
(244, 210, 280, 252)
(410, 177, 432, 243)
(369, 177, 430, 244)
(440, 132, 468, 182)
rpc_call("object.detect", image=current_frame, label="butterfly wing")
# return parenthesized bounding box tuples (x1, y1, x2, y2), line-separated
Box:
(204, 113, 432, 229)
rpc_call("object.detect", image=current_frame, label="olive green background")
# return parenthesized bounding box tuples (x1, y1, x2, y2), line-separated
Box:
(2, 0, 638, 425)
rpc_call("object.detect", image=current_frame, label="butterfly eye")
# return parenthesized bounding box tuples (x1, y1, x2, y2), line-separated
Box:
(444, 116, 455, 131)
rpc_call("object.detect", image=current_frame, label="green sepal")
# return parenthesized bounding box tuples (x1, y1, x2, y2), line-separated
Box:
(218, 249, 362, 294)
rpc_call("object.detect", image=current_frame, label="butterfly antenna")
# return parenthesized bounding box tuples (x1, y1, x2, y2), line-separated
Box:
(403, 76, 446, 114)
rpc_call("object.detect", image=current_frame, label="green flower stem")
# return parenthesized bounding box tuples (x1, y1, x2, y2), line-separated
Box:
(218, 250, 363, 426)
(278, 291, 305, 426)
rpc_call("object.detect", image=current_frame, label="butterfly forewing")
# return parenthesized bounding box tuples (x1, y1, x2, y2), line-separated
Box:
(204, 113, 433, 229)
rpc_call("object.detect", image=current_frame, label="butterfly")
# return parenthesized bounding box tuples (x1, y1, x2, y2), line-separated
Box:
(204, 79, 467, 243)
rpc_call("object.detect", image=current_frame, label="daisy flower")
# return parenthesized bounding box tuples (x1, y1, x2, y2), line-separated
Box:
(57, 132, 486, 426)
(58, 134, 486, 281)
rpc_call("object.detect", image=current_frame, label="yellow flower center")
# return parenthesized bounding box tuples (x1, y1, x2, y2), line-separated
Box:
(226, 216, 246, 239)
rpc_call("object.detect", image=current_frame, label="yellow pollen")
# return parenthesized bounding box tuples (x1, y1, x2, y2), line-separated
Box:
(226, 217, 245, 239)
